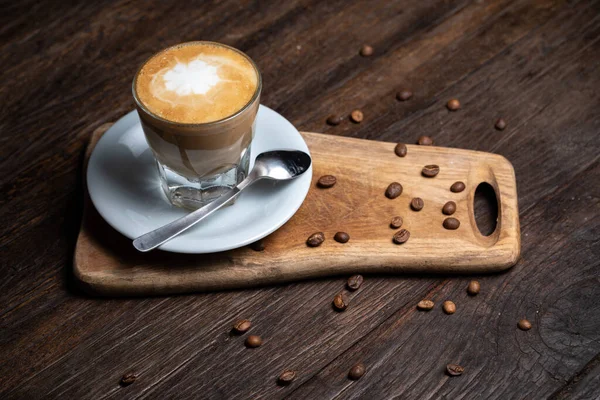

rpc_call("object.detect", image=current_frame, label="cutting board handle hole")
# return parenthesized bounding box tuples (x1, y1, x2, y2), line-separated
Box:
(474, 182, 498, 236)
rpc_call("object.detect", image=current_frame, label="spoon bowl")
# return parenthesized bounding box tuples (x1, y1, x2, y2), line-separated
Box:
(249, 150, 312, 182)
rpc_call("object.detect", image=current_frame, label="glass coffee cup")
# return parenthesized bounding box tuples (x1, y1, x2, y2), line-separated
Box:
(132, 41, 262, 209)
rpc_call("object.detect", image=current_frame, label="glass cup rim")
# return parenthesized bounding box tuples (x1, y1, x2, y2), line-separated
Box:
(132, 41, 262, 128)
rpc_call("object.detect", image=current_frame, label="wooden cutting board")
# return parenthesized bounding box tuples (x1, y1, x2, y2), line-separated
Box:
(74, 123, 520, 296)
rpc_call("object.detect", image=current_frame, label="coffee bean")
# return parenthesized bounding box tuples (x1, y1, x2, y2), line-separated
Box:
(317, 175, 336, 188)
(443, 217, 460, 230)
(307, 232, 325, 247)
(393, 229, 410, 244)
(390, 216, 403, 229)
(518, 319, 532, 331)
(278, 370, 297, 385)
(250, 240, 265, 251)
(394, 143, 408, 157)
(120, 371, 138, 386)
(467, 281, 480, 296)
(245, 335, 262, 348)
(326, 114, 343, 126)
(232, 319, 252, 334)
(396, 89, 413, 101)
(442, 201, 456, 215)
(347, 274, 364, 291)
(446, 364, 464, 376)
(360, 45, 373, 57)
(450, 181, 465, 193)
(443, 300, 456, 314)
(411, 197, 424, 211)
(333, 292, 349, 311)
(417, 135, 434, 145)
(422, 165, 440, 177)
(447, 98, 460, 111)
(417, 300, 434, 310)
(495, 118, 507, 130)
(385, 182, 403, 199)
(348, 363, 366, 380)
(334, 232, 350, 243)
(350, 109, 364, 123)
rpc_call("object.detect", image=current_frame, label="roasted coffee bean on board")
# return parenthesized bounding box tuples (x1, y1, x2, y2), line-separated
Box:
(450, 181, 465, 193)
(307, 232, 325, 247)
(350, 109, 364, 123)
(385, 182, 403, 199)
(393, 229, 410, 244)
(467, 281, 480, 296)
(317, 175, 337, 188)
(442, 201, 456, 215)
(411, 197, 424, 211)
(422, 165, 440, 177)
(443, 217, 460, 230)
(394, 143, 408, 157)
(443, 301, 456, 314)
(447, 98, 460, 111)
(326, 114, 344, 126)
(417, 300, 435, 310)
(390, 216, 403, 229)
(334, 232, 350, 243)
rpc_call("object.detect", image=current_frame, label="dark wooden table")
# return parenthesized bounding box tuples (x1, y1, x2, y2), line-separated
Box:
(2, 0, 599, 398)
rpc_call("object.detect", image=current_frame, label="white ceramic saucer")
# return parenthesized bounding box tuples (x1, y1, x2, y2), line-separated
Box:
(87, 105, 312, 253)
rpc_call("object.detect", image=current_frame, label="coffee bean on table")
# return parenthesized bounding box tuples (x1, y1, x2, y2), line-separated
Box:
(120, 371, 138, 386)
(450, 181, 465, 193)
(347, 274, 364, 291)
(446, 364, 464, 376)
(495, 118, 507, 130)
(348, 363, 366, 380)
(245, 335, 262, 348)
(307, 232, 325, 247)
(278, 370, 297, 385)
(518, 319, 532, 331)
(334, 232, 350, 243)
(411, 197, 424, 211)
(393, 229, 410, 244)
(467, 280, 480, 296)
(350, 109, 364, 123)
(333, 292, 349, 311)
(232, 319, 252, 334)
(317, 175, 336, 188)
(443, 301, 456, 314)
(422, 165, 440, 177)
(417, 135, 434, 145)
(447, 98, 460, 111)
(396, 89, 413, 101)
(360, 45, 374, 57)
(443, 217, 460, 230)
(394, 143, 408, 157)
(326, 114, 343, 126)
(390, 216, 403, 229)
(250, 240, 265, 251)
(385, 182, 403, 199)
(417, 300, 435, 310)
(442, 201, 456, 215)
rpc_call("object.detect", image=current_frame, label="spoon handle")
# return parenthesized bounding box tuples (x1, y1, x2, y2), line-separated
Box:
(133, 186, 243, 252)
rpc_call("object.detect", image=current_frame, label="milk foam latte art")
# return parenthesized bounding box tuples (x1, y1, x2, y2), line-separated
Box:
(133, 42, 261, 209)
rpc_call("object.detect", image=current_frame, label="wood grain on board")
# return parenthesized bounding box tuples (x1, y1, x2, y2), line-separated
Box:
(1, 0, 599, 398)
(74, 124, 519, 295)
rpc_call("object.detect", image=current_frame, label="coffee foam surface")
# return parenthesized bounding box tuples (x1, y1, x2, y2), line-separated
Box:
(135, 43, 258, 124)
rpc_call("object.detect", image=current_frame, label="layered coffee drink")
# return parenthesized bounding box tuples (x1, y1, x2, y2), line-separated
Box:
(133, 42, 261, 209)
